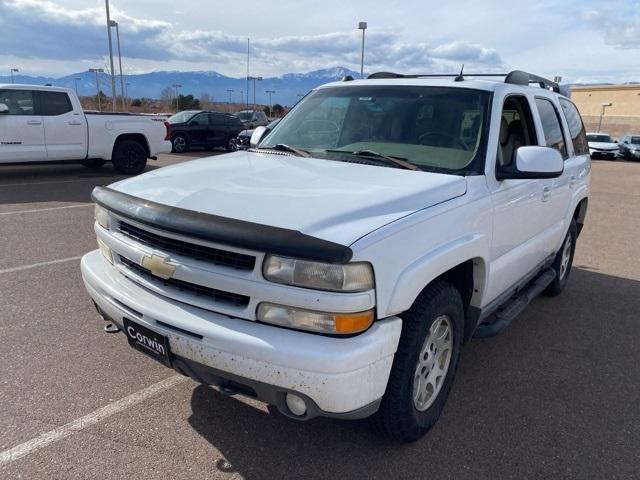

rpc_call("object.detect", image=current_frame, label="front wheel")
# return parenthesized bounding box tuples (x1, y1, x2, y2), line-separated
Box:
(374, 279, 464, 443)
(544, 219, 577, 296)
(171, 134, 188, 153)
(225, 137, 237, 152)
(112, 140, 148, 175)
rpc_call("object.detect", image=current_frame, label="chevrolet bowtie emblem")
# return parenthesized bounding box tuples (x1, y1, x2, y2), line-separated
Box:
(141, 254, 177, 280)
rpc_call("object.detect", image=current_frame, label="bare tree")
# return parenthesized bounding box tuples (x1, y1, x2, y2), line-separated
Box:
(200, 93, 212, 110)
(160, 86, 173, 108)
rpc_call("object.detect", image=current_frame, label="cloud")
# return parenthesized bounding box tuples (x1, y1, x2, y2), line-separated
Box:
(582, 8, 640, 49)
(0, 0, 503, 76)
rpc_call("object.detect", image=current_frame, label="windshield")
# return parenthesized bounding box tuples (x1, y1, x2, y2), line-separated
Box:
(168, 110, 200, 124)
(261, 86, 490, 172)
(587, 134, 613, 143)
(235, 112, 253, 121)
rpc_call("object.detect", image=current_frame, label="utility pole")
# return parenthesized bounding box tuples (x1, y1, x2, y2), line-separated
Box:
(109, 20, 126, 112)
(104, 0, 117, 111)
(124, 82, 130, 111)
(358, 21, 367, 79)
(172, 84, 182, 112)
(10, 68, 18, 83)
(89, 68, 104, 111)
(248, 76, 262, 112)
(265, 90, 275, 117)
(246, 38, 250, 111)
(74, 77, 81, 95)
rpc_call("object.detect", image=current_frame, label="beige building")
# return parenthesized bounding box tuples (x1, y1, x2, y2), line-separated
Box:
(571, 84, 640, 137)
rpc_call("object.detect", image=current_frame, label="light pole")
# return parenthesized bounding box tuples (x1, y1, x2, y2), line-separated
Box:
(248, 76, 262, 112)
(10, 68, 18, 83)
(246, 38, 250, 111)
(226, 89, 234, 112)
(358, 21, 367, 79)
(109, 20, 126, 112)
(104, 0, 117, 111)
(124, 82, 130, 111)
(597, 102, 612, 133)
(265, 90, 275, 117)
(89, 68, 104, 111)
(74, 77, 81, 95)
(172, 84, 182, 112)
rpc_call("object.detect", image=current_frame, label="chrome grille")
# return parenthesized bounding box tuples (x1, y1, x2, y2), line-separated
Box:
(119, 256, 250, 309)
(119, 221, 255, 271)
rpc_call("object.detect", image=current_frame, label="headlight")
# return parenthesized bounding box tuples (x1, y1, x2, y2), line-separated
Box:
(94, 204, 110, 230)
(257, 303, 374, 334)
(263, 255, 374, 292)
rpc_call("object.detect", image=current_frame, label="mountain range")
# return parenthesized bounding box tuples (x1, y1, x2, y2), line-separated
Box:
(0, 67, 361, 107)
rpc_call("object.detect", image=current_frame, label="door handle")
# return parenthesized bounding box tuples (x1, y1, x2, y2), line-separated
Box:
(68, 120, 83, 125)
(26, 120, 42, 125)
(542, 186, 551, 202)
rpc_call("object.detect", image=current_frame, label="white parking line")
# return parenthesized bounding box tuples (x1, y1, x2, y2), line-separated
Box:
(0, 375, 188, 467)
(0, 204, 93, 216)
(0, 256, 83, 275)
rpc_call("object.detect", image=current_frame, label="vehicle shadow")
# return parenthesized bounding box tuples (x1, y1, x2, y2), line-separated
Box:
(187, 267, 640, 479)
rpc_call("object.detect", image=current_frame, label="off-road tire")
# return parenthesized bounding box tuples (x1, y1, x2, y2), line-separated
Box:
(112, 140, 148, 175)
(374, 279, 464, 443)
(544, 219, 577, 296)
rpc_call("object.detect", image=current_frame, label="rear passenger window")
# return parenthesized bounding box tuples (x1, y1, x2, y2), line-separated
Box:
(210, 114, 225, 126)
(0, 89, 35, 115)
(559, 99, 589, 156)
(39, 91, 73, 115)
(535, 98, 567, 158)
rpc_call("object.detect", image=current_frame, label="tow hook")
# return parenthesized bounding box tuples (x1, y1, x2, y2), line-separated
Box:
(104, 322, 121, 333)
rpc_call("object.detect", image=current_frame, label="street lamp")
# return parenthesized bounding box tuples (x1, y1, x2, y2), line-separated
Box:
(74, 77, 81, 96)
(248, 76, 262, 112)
(124, 82, 130, 111)
(10, 68, 19, 83)
(172, 84, 182, 112)
(265, 90, 275, 117)
(104, 0, 117, 111)
(358, 21, 367, 79)
(89, 68, 104, 111)
(226, 89, 234, 112)
(239, 89, 243, 104)
(109, 19, 126, 112)
(597, 102, 612, 133)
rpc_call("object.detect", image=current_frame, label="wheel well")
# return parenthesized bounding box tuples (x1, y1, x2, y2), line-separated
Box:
(573, 198, 588, 237)
(114, 134, 150, 158)
(432, 258, 485, 343)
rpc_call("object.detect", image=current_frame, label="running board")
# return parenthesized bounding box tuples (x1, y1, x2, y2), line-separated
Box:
(473, 268, 556, 338)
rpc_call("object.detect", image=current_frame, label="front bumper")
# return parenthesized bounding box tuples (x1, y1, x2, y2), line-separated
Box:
(589, 148, 618, 157)
(81, 250, 402, 419)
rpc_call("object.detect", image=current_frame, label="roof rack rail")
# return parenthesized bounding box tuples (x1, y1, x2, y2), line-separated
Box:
(367, 70, 560, 93)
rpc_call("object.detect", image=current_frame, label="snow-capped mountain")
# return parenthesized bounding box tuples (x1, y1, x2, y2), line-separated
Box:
(0, 67, 362, 106)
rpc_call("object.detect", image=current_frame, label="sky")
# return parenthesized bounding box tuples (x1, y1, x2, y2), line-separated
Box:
(0, 0, 638, 83)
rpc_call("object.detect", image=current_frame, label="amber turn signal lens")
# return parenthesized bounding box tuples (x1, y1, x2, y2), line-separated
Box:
(334, 311, 375, 334)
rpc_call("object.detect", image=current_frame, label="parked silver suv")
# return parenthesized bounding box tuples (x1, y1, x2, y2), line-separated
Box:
(234, 110, 269, 129)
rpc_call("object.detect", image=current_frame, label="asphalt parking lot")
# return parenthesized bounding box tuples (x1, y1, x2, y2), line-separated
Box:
(1, 155, 638, 479)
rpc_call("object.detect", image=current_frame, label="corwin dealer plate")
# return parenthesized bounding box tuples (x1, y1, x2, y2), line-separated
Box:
(123, 318, 172, 367)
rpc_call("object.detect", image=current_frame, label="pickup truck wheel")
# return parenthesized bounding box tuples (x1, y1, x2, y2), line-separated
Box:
(112, 140, 148, 175)
(544, 219, 577, 296)
(82, 159, 106, 169)
(374, 279, 464, 442)
(171, 134, 189, 153)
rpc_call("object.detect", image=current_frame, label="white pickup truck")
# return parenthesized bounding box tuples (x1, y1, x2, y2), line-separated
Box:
(0, 84, 171, 174)
(81, 70, 590, 442)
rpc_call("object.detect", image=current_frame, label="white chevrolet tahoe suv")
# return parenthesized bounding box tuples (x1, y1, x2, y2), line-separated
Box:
(0, 84, 171, 174)
(81, 70, 590, 442)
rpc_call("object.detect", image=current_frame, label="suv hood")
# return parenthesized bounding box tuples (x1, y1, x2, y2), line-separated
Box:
(111, 151, 467, 246)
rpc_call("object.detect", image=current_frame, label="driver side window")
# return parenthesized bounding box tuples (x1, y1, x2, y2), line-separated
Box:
(498, 96, 537, 166)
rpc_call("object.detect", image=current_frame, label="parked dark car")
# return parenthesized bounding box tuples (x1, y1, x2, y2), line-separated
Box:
(168, 110, 244, 153)
(234, 110, 269, 129)
(235, 118, 281, 150)
(617, 134, 640, 160)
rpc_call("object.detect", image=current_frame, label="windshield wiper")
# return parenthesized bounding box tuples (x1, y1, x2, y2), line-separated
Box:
(257, 144, 311, 158)
(325, 149, 420, 171)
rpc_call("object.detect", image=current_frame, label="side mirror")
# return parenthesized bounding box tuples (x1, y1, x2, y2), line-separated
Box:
(250, 126, 267, 148)
(624, 140, 629, 144)
(497, 146, 563, 180)
(0, 103, 8, 114)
